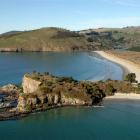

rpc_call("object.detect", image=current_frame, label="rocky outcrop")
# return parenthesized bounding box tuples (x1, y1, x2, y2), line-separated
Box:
(0, 101, 17, 109)
(0, 84, 19, 109)
(17, 92, 92, 112)
(0, 73, 107, 120)
(61, 94, 92, 105)
(17, 95, 38, 112)
(22, 75, 41, 94)
(0, 84, 18, 94)
(16, 73, 104, 112)
(17, 94, 60, 112)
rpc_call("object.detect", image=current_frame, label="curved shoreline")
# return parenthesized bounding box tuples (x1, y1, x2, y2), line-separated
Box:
(93, 51, 128, 80)
(105, 93, 140, 100)
(94, 51, 140, 83)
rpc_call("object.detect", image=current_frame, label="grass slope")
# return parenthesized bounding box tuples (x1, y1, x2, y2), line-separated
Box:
(0, 28, 88, 52)
(1, 26, 140, 52)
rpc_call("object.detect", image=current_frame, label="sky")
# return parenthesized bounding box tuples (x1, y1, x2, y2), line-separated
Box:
(0, 0, 140, 33)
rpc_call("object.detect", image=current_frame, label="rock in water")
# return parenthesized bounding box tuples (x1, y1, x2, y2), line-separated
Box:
(0, 84, 18, 93)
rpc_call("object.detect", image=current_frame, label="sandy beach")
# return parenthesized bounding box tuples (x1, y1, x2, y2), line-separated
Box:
(105, 93, 140, 100)
(95, 51, 140, 83)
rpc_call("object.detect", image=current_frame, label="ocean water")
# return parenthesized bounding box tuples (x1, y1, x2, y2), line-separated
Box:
(0, 52, 123, 86)
(1, 52, 138, 140)
(0, 99, 140, 140)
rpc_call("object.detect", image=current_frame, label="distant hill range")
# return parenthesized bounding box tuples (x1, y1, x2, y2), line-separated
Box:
(0, 31, 23, 37)
(0, 26, 140, 52)
(79, 26, 140, 51)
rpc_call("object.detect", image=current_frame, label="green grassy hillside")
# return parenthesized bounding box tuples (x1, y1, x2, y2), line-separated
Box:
(0, 28, 89, 52)
(1, 26, 140, 52)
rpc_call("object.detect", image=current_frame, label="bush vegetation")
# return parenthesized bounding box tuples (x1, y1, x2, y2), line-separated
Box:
(125, 73, 137, 83)
(22, 72, 140, 112)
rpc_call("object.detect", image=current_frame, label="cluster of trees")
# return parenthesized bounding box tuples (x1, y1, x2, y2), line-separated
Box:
(53, 31, 82, 39)
(125, 73, 137, 83)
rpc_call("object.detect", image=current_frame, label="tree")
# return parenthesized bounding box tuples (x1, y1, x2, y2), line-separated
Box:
(125, 73, 137, 83)
(105, 84, 116, 96)
(138, 83, 140, 90)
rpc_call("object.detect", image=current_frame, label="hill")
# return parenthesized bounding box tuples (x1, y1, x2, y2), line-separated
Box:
(80, 26, 140, 51)
(0, 28, 91, 52)
(0, 31, 23, 37)
(1, 26, 140, 52)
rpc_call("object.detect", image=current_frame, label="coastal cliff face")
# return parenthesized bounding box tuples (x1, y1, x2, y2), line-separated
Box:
(22, 75, 42, 93)
(17, 93, 92, 112)
(61, 94, 92, 105)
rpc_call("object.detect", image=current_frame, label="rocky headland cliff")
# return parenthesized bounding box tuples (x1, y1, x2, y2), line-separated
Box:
(0, 72, 139, 120)
(17, 73, 104, 113)
(0, 72, 105, 120)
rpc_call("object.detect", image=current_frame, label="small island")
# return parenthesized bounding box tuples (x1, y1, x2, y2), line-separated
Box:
(0, 72, 140, 121)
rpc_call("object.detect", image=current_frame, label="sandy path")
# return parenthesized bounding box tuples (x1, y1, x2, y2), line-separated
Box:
(95, 51, 140, 83)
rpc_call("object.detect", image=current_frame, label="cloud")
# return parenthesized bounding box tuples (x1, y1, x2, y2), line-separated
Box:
(103, 0, 140, 7)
